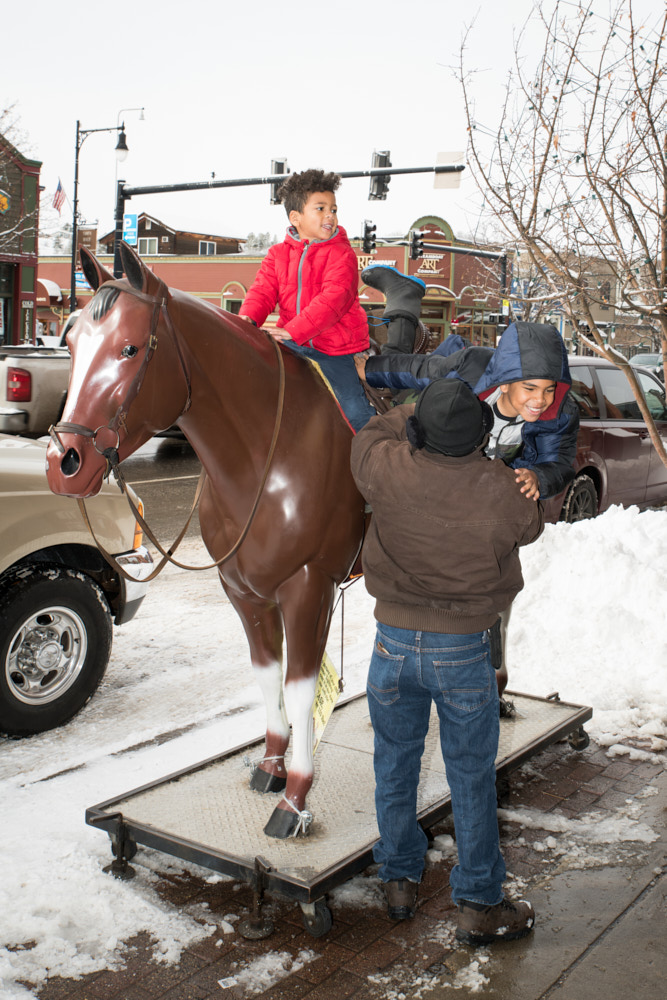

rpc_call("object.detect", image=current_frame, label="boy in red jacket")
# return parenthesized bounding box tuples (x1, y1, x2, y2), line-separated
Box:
(239, 169, 376, 432)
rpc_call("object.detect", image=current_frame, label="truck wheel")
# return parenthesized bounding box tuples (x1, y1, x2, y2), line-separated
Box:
(561, 474, 598, 523)
(0, 566, 112, 737)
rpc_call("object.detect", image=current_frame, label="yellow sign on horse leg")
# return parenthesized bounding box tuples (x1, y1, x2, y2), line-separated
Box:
(312, 653, 342, 752)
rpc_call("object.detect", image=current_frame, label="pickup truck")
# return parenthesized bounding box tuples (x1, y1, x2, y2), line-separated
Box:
(0, 344, 71, 436)
(0, 311, 78, 437)
(0, 431, 153, 736)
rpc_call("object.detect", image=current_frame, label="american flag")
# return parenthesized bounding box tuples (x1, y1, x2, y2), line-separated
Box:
(52, 179, 66, 214)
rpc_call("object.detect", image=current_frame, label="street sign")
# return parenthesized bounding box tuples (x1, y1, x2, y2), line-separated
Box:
(123, 213, 138, 246)
(434, 152, 464, 189)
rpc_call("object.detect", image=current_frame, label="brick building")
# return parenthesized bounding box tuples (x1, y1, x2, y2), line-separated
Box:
(98, 213, 245, 258)
(0, 132, 41, 344)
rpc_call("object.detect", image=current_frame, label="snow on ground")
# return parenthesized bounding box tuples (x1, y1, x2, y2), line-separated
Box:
(511, 504, 667, 749)
(1, 506, 666, 997)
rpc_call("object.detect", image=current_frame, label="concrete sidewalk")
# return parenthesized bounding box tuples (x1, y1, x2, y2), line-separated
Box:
(36, 737, 667, 1000)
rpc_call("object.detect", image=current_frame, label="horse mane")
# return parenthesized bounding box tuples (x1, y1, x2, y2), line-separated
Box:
(90, 286, 121, 321)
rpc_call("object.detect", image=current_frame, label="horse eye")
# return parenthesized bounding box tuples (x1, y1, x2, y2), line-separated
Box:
(121, 345, 139, 358)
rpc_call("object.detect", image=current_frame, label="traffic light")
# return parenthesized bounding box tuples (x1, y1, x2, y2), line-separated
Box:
(368, 150, 391, 200)
(409, 229, 424, 260)
(362, 220, 377, 254)
(270, 159, 289, 204)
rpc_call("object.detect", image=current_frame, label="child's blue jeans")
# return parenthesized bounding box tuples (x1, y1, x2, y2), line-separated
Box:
(366, 623, 506, 905)
(284, 342, 375, 432)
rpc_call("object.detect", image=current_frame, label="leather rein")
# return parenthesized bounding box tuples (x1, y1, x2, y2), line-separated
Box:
(49, 279, 286, 582)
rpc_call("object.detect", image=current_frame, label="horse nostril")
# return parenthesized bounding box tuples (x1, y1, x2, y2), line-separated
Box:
(61, 448, 81, 477)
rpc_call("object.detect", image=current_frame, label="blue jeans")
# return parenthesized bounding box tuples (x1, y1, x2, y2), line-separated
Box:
(366, 623, 505, 905)
(284, 342, 375, 432)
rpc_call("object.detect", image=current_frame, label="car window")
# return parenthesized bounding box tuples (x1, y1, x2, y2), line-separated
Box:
(641, 377, 667, 421)
(569, 366, 600, 418)
(596, 367, 667, 421)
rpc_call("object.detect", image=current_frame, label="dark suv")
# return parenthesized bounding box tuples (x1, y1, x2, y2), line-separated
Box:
(543, 356, 667, 522)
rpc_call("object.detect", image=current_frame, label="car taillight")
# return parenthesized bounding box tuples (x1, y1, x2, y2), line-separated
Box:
(7, 368, 31, 403)
(133, 500, 144, 550)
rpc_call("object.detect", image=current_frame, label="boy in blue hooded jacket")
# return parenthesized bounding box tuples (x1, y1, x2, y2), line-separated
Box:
(359, 319, 579, 502)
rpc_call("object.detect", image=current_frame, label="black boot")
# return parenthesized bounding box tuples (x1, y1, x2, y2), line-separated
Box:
(362, 265, 426, 354)
(381, 315, 418, 354)
(361, 264, 426, 316)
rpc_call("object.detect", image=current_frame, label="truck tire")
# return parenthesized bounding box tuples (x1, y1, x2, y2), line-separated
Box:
(0, 566, 112, 737)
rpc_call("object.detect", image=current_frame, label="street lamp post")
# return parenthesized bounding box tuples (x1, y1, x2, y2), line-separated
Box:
(114, 107, 144, 187)
(69, 120, 129, 312)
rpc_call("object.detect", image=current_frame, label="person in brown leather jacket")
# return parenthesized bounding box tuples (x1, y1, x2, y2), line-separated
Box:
(350, 378, 544, 945)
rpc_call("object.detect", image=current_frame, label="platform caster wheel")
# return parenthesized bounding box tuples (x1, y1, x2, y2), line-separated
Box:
(301, 899, 333, 938)
(568, 726, 590, 751)
(104, 829, 138, 880)
(109, 833, 137, 861)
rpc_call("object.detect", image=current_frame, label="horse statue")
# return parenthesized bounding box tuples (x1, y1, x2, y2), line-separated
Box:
(45, 242, 367, 839)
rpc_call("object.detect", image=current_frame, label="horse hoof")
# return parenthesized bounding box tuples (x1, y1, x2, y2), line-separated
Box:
(264, 805, 311, 839)
(250, 768, 287, 793)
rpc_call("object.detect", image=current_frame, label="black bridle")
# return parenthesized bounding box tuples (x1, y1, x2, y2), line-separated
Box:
(49, 278, 192, 473)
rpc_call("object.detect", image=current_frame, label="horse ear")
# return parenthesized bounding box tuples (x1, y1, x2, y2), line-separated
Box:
(119, 241, 148, 292)
(79, 247, 114, 291)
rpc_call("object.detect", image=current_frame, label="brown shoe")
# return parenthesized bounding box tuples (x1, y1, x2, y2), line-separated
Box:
(384, 879, 418, 920)
(456, 897, 535, 945)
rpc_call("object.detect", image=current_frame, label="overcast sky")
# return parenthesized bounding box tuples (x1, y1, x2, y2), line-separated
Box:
(4, 0, 651, 246)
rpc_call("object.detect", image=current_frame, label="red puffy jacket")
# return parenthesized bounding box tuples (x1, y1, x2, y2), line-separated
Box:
(240, 226, 370, 355)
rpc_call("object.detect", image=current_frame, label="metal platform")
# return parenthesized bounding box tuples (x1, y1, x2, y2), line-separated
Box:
(86, 691, 591, 918)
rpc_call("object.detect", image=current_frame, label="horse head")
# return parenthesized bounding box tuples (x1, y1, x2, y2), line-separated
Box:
(46, 243, 191, 499)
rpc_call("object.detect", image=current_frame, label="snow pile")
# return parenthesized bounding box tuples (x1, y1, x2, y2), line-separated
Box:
(222, 949, 317, 994)
(499, 801, 658, 846)
(329, 873, 385, 910)
(452, 956, 490, 992)
(512, 505, 667, 746)
(369, 954, 489, 997)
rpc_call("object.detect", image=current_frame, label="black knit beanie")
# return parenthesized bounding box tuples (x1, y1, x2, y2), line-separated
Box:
(407, 379, 493, 456)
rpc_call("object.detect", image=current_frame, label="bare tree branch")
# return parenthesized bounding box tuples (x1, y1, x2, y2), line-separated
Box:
(459, 0, 667, 468)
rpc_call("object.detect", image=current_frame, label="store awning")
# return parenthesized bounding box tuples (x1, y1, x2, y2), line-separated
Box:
(36, 278, 63, 306)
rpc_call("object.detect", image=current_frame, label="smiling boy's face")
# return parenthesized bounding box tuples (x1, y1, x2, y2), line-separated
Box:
(497, 378, 557, 421)
(289, 191, 338, 242)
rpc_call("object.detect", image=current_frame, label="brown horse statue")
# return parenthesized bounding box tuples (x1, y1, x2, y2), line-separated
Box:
(45, 242, 366, 839)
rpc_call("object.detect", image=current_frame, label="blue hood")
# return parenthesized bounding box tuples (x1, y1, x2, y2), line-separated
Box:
(473, 322, 572, 421)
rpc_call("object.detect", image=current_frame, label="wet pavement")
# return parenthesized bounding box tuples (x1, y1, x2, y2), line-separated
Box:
(35, 735, 666, 1000)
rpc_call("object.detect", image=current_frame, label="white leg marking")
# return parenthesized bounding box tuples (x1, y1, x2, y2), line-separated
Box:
(284, 676, 317, 775)
(253, 662, 289, 739)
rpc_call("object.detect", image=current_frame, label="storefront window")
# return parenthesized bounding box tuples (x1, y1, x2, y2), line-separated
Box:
(0, 263, 14, 345)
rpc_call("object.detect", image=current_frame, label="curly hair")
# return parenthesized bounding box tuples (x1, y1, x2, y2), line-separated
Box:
(277, 169, 341, 215)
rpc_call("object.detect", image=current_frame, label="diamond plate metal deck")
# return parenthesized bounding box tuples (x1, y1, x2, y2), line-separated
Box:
(86, 691, 591, 902)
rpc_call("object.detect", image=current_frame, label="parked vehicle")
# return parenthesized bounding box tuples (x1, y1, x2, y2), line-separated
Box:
(0, 344, 71, 436)
(0, 433, 153, 736)
(544, 356, 667, 522)
(36, 310, 80, 349)
(629, 352, 664, 382)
